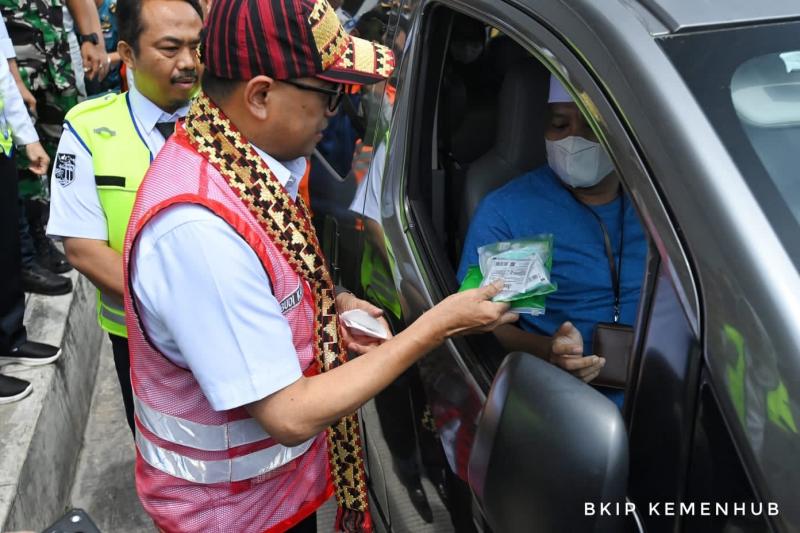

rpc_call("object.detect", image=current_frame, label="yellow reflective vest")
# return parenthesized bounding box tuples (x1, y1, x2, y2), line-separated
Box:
(64, 92, 152, 337)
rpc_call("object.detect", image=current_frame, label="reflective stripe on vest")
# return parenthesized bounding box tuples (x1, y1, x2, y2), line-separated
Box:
(95, 289, 127, 336)
(135, 429, 315, 484)
(0, 89, 12, 156)
(67, 92, 152, 338)
(134, 394, 269, 450)
(99, 291, 126, 324)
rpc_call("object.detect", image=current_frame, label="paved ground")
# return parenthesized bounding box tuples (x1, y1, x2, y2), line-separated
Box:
(68, 339, 452, 532)
(69, 337, 152, 532)
(1, 273, 103, 533)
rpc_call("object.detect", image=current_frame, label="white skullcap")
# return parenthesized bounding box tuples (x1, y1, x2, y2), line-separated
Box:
(548, 75, 573, 104)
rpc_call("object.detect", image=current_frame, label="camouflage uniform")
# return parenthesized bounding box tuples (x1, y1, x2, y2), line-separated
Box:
(0, 0, 78, 199)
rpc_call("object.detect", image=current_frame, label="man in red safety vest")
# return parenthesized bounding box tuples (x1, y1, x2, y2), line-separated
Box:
(123, 0, 517, 531)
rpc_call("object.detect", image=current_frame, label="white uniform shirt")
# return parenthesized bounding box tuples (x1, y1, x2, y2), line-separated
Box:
(0, 17, 38, 147)
(131, 151, 308, 411)
(0, 15, 15, 59)
(46, 84, 189, 240)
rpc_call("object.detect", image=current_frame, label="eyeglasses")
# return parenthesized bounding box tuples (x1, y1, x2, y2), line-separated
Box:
(281, 79, 345, 112)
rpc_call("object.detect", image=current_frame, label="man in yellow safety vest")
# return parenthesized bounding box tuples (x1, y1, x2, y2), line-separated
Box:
(46, 0, 203, 431)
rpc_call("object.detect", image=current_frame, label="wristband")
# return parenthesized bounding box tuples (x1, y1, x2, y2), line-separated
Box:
(334, 285, 353, 297)
(77, 33, 99, 45)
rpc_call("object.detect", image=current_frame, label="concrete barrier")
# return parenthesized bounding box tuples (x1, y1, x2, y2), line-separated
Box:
(0, 273, 104, 532)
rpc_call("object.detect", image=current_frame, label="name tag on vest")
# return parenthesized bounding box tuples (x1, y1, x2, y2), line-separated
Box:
(279, 283, 304, 314)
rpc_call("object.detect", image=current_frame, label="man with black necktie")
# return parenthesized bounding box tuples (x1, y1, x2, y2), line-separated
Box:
(46, 0, 203, 432)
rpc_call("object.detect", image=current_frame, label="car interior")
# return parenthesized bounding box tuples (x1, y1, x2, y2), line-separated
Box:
(401, 9, 651, 383)
(431, 15, 552, 268)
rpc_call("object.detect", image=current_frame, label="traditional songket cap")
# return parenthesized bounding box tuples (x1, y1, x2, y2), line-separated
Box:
(548, 75, 573, 103)
(202, 0, 395, 85)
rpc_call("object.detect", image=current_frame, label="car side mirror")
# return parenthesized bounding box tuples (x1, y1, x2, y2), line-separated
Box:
(468, 352, 629, 533)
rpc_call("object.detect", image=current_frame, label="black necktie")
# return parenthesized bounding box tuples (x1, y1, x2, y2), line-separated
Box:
(155, 121, 176, 140)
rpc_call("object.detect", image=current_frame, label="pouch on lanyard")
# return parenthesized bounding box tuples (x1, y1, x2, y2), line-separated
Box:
(592, 322, 633, 389)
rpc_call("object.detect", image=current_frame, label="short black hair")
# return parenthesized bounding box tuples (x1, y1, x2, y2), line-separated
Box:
(118, 0, 203, 54)
(201, 70, 242, 103)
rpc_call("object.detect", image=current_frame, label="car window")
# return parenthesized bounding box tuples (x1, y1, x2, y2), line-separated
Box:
(402, 9, 651, 403)
(349, 0, 415, 219)
(347, 0, 416, 321)
(659, 21, 800, 271)
(731, 51, 800, 216)
(308, 0, 411, 289)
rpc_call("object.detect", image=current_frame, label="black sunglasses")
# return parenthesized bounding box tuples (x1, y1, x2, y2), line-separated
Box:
(281, 79, 345, 112)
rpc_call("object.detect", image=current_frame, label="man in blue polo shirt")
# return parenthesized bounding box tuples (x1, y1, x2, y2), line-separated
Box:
(458, 76, 647, 406)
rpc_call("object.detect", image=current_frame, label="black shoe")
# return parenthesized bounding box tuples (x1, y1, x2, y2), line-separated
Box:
(21, 263, 73, 296)
(37, 241, 72, 274)
(0, 341, 61, 367)
(28, 211, 72, 274)
(0, 374, 33, 404)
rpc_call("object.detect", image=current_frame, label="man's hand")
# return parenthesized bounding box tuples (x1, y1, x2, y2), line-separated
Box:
(335, 291, 392, 355)
(549, 321, 605, 383)
(426, 280, 517, 339)
(24, 142, 50, 175)
(81, 41, 109, 81)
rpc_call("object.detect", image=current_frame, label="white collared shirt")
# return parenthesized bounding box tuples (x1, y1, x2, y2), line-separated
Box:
(0, 17, 38, 147)
(0, 16, 15, 60)
(130, 153, 309, 411)
(127, 84, 189, 155)
(47, 84, 189, 241)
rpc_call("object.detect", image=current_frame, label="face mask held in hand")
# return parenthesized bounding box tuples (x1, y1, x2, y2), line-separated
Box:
(545, 136, 614, 189)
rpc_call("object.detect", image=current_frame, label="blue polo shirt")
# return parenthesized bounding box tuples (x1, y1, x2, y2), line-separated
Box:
(457, 165, 647, 405)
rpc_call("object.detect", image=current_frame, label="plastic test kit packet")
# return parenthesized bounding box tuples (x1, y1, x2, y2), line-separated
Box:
(458, 235, 557, 315)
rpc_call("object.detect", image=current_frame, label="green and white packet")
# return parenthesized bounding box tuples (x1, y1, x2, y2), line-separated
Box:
(458, 235, 557, 315)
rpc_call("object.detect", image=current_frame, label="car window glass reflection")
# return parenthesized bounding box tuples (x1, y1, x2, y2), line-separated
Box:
(731, 50, 800, 222)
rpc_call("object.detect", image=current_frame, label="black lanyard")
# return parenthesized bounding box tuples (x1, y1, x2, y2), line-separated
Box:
(569, 189, 626, 323)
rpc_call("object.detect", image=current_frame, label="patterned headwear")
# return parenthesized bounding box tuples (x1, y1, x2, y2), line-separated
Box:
(202, 0, 395, 84)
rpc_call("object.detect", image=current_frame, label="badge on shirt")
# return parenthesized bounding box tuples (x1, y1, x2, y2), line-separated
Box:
(280, 282, 304, 314)
(55, 154, 76, 187)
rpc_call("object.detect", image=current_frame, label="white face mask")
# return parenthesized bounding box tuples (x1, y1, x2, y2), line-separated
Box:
(545, 136, 614, 189)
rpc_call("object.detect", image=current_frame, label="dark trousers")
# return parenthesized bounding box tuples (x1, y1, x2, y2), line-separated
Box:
(287, 512, 316, 533)
(17, 199, 36, 267)
(108, 333, 135, 434)
(0, 154, 27, 355)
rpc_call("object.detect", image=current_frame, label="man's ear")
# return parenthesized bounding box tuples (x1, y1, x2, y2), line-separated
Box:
(117, 41, 136, 71)
(243, 76, 275, 121)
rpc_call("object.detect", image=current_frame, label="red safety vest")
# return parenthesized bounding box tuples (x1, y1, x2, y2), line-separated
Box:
(122, 121, 333, 533)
